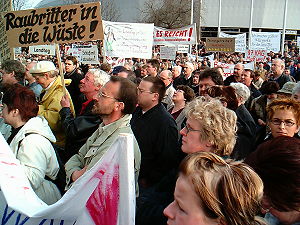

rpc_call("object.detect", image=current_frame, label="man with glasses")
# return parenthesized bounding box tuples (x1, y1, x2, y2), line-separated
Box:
(131, 76, 179, 189)
(159, 70, 175, 110)
(174, 62, 194, 87)
(65, 76, 141, 195)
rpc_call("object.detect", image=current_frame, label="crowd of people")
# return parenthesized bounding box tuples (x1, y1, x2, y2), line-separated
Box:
(0, 40, 300, 224)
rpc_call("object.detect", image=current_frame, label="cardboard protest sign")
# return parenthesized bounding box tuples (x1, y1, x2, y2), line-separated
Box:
(0, 0, 12, 60)
(160, 46, 177, 60)
(68, 44, 99, 64)
(2, 2, 103, 47)
(219, 32, 246, 53)
(103, 21, 154, 59)
(177, 45, 189, 53)
(154, 24, 197, 45)
(0, 133, 136, 225)
(206, 37, 235, 53)
(250, 32, 281, 52)
(245, 49, 267, 62)
(29, 44, 56, 55)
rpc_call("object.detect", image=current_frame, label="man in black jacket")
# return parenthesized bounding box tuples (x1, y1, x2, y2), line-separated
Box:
(131, 76, 180, 189)
(59, 69, 110, 163)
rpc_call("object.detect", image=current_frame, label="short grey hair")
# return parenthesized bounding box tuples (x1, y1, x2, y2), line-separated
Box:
(292, 82, 300, 95)
(173, 66, 182, 74)
(230, 83, 250, 104)
(88, 69, 110, 87)
(185, 62, 194, 71)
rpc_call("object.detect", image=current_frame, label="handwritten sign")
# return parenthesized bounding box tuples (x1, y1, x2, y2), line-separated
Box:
(68, 44, 99, 64)
(206, 37, 235, 53)
(154, 24, 197, 45)
(0, 133, 136, 225)
(0, 0, 12, 60)
(160, 46, 177, 60)
(177, 45, 189, 53)
(103, 20, 154, 59)
(29, 44, 56, 55)
(250, 32, 281, 52)
(219, 32, 246, 53)
(214, 62, 235, 78)
(2, 2, 103, 47)
(245, 49, 267, 62)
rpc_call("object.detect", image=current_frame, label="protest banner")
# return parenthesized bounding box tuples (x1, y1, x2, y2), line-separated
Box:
(160, 46, 177, 60)
(2, 2, 103, 47)
(29, 44, 56, 55)
(245, 49, 267, 62)
(250, 32, 281, 52)
(103, 20, 154, 59)
(154, 24, 197, 45)
(177, 45, 189, 53)
(0, 0, 12, 60)
(0, 133, 136, 225)
(219, 32, 246, 53)
(213, 61, 235, 78)
(206, 37, 235, 53)
(67, 44, 99, 64)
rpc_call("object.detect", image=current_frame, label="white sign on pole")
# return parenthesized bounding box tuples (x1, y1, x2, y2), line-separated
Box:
(219, 32, 246, 53)
(103, 21, 154, 59)
(67, 45, 99, 64)
(297, 37, 300, 47)
(29, 45, 56, 56)
(154, 24, 197, 45)
(0, 133, 136, 225)
(160, 46, 177, 60)
(14, 47, 22, 54)
(177, 45, 189, 53)
(245, 49, 268, 62)
(250, 32, 281, 52)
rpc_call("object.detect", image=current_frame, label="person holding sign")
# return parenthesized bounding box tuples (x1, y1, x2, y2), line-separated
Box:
(30, 61, 75, 148)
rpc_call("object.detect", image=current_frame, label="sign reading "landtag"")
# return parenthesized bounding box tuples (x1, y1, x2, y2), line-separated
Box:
(2, 2, 103, 47)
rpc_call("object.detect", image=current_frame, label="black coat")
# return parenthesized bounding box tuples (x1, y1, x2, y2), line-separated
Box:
(131, 103, 180, 187)
(59, 100, 102, 163)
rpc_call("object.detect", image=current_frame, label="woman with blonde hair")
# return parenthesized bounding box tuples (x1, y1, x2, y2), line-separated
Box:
(164, 152, 266, 225)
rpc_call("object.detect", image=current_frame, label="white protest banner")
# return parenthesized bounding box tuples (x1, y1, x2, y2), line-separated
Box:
(67, 44, 99, 64)
(219, 32, 246, 53)
(297, 37, 300, 48)
(177, 45, 189, 53)
(244, 61, 255, 70)
(154, 24, 197, 45)
(0, 133, 136, 225)
(29, 45, 56, 55)
(2, 2, 103, 47)
(103, 20, 154, 59)
(250, 32, 281, 53)
(245, 49, 267, 62)
(213, 62, 235, 79)
(160, 46, 177, 60)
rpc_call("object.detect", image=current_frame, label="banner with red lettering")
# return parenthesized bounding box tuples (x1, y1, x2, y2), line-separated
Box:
(154, 24, 197, 45)
(245, 49, 267, 62)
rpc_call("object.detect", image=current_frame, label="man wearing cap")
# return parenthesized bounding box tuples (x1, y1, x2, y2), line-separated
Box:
(30, 61, 75, 148)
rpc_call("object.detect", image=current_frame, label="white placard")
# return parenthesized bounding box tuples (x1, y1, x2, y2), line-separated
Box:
(29, 45, 56, 55)
(160, 46, 177, 60)
(297, 37, 300, 47)
(103, 21, 154, 59)
(250, 32, 281, 52)
(219, 32, 246, 53)
(0, 133, 136, 225)
(154, 24, 197, 45)
(68, 45, 99, 64)
(177, 45, 189, 53)
(245, 49, 268, 62)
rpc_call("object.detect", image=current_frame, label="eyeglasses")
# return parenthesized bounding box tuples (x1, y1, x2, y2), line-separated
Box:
(98, 91, 118, 100)
(184, 124, 202, 134)
(270, 119, 296, 127)
(137, 87, 153, 94)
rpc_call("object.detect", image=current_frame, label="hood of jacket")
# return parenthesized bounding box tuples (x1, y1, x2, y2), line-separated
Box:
(14, 116, 56, 143)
